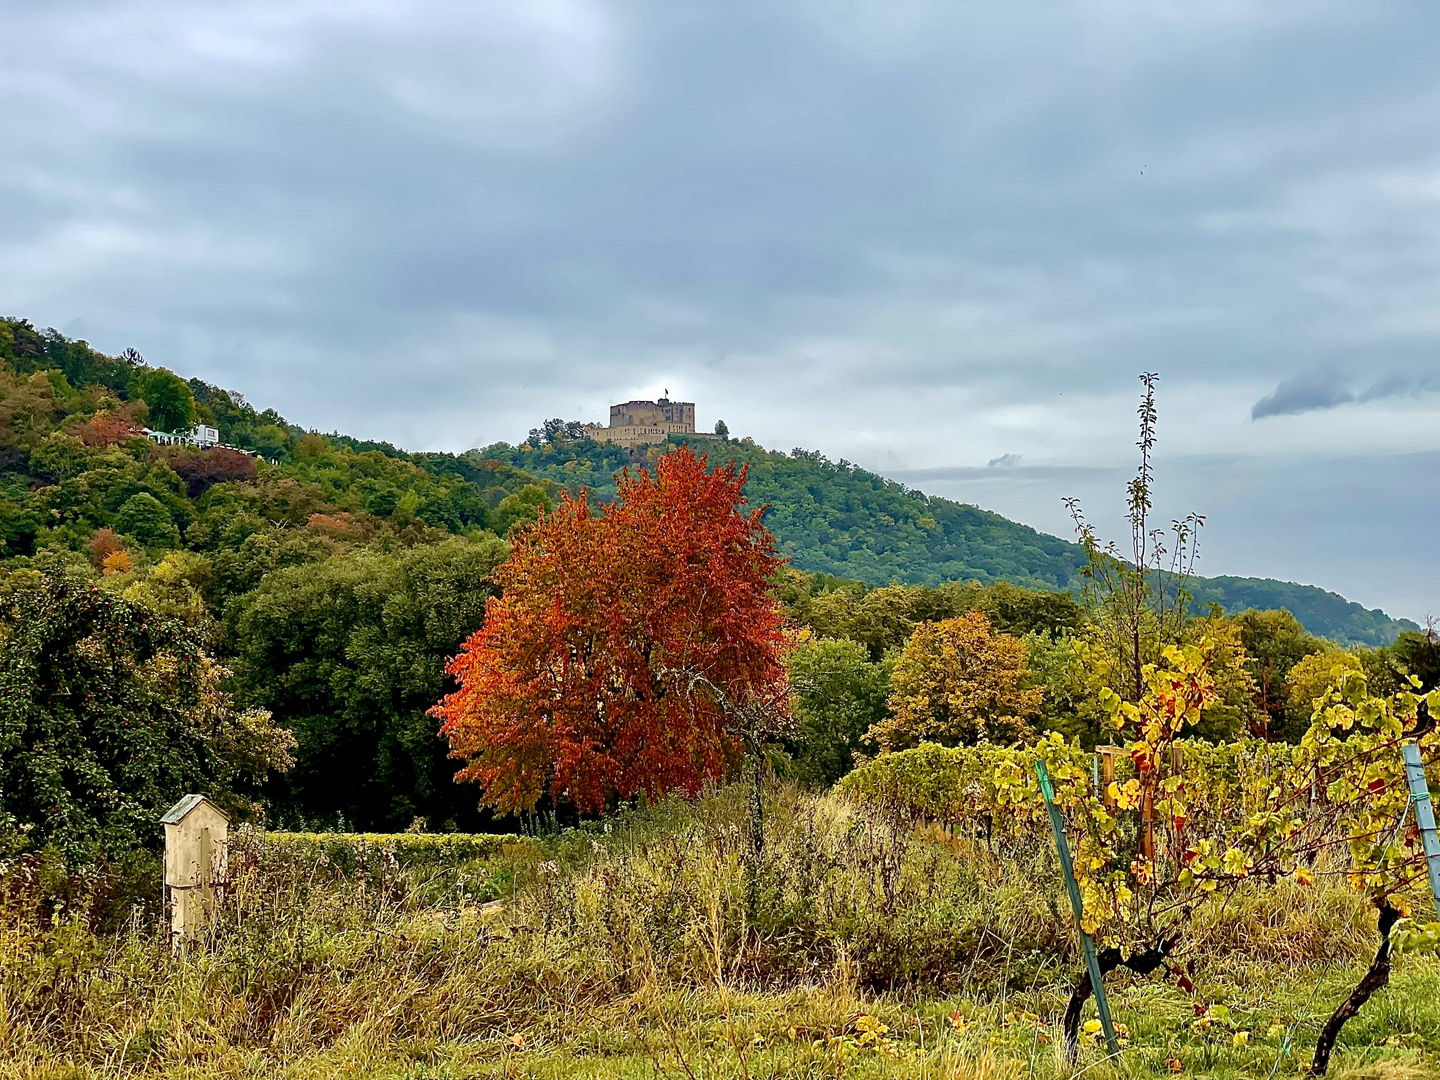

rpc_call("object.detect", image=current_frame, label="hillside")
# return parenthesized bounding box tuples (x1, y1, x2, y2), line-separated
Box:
(1184, 576, 1414, 649)
(478, 436, 1091, 593)
(486, 433, 1418, 646)
(0, 317, 1417, 645)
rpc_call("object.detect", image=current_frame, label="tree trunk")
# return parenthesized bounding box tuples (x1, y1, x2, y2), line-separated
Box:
(1063, 938, 1174, 1063)
(1310, 902, 1399, 1076)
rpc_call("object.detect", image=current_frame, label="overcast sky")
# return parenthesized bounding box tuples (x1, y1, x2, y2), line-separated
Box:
(3, 0, 1437, 620)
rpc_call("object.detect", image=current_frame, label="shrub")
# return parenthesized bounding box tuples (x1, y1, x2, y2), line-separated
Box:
(115, 492, 180, 549)
(159, 446, 257, 498)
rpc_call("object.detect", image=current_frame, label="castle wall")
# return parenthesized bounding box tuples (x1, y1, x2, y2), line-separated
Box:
(595, 399, 697, 445)
(592, 421, 693, 445)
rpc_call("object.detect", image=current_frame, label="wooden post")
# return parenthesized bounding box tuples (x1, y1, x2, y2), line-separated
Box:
(1036, 760, 1120, 1057)
(1169, 744, 1184, 841)
(1141, 788, 1155, 861)
(1097, 746, 1121, 810)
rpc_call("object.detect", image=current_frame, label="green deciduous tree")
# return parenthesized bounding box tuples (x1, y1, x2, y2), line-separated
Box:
(228, 535, 508, 830)
(785, 637, 892, 785)
(0, 568, 292, 859)
(129, 367, 195, 434)
(492, 483, 554, 535)
(1234, 608, 1326, 740)
(115, 492, 181, 549)
(1392, 626, 1440, 715)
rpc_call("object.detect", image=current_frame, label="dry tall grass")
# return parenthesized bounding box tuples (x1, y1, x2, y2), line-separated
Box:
(1, 785, 1434, 1079)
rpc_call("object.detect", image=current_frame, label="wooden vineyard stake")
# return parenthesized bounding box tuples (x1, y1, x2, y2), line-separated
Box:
(1096, 744, 1154, 858)
(1036, 760, 1120, 1057)
(1097, 746, 1120, 810)
(1169, 743, 1185, 841)
(1401, 743, 1440, 919)
(1141, 786, 1155, 861)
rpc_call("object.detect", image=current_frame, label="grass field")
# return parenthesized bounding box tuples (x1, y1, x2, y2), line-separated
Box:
(3, 787, 1437, 1080)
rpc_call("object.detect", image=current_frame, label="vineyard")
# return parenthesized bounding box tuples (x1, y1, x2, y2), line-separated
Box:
(840, 645, 1440, 1072)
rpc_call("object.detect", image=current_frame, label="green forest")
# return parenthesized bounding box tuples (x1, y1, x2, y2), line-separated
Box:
(2, 316, 1408, 642)
(493, 430, 1417, 646)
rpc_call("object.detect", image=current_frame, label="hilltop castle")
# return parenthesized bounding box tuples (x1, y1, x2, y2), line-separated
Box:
(586, 394, 698, 447)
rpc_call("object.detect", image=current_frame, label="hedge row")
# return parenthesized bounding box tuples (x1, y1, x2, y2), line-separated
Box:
(255, 831, 531, 875)
(837, 736, 1259, 830)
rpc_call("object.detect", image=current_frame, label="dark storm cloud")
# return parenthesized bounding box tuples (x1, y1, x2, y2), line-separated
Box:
(1251, 368, 1355, 418)
(1253, 367, 1439, 418)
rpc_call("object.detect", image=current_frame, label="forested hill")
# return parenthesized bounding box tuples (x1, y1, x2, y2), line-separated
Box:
(479, 435, 1089, 592)
(485, 434, 1417, 646)
(0, 317, 1416, 645)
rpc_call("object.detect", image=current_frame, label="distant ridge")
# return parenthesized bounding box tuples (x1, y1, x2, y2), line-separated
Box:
(489, 434, 1419, 647)
(1183, 576, 1416, 648)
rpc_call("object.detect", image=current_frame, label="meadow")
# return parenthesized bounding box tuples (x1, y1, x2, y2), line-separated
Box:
(4, 786, 1436, 1080)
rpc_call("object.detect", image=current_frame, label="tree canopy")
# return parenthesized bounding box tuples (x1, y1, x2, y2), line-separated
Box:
(434, 448, 788, 814)
(867, 612, 1041, 751)
(0, 567, 292, 859)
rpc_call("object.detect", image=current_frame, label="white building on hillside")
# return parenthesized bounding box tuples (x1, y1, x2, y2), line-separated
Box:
(147, 425, 220, 449)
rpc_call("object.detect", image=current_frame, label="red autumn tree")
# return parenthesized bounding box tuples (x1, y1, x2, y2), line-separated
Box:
(432, 447, 788, 815)
(75, 409, 144, 447)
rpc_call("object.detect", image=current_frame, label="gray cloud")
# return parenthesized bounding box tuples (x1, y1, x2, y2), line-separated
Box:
(1251, 368, 1355, 418)
(2, 0, 1440, 613)
(1253, 367, 1439, 418)
(1357, 372, 1438, 403)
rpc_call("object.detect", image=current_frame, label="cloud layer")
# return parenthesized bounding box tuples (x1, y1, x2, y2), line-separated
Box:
(1253, 368, 1438, 418)
(2, 0, 1439, 616)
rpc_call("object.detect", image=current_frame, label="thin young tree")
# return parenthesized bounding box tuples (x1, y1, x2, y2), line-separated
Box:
(1065, 372, 1204, 703)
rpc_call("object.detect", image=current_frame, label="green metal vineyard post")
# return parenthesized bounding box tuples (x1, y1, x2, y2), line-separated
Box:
(1400, 743, 1440, 919)
(1035, 760, 1120, 1056)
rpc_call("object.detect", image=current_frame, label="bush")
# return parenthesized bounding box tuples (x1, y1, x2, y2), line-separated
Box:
(115, 492, 180, 549)
(0, 571, 292, 860)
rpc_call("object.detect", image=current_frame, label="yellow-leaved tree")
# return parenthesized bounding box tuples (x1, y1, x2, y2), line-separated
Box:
(865, 611, 1041, 751)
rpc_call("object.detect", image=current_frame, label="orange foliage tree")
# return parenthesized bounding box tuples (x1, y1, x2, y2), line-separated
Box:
(75, 408, 144, 447)
(432, 447, 789, 817)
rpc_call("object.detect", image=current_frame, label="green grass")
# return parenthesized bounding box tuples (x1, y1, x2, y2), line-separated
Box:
(3, 787, 1437, 1080)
